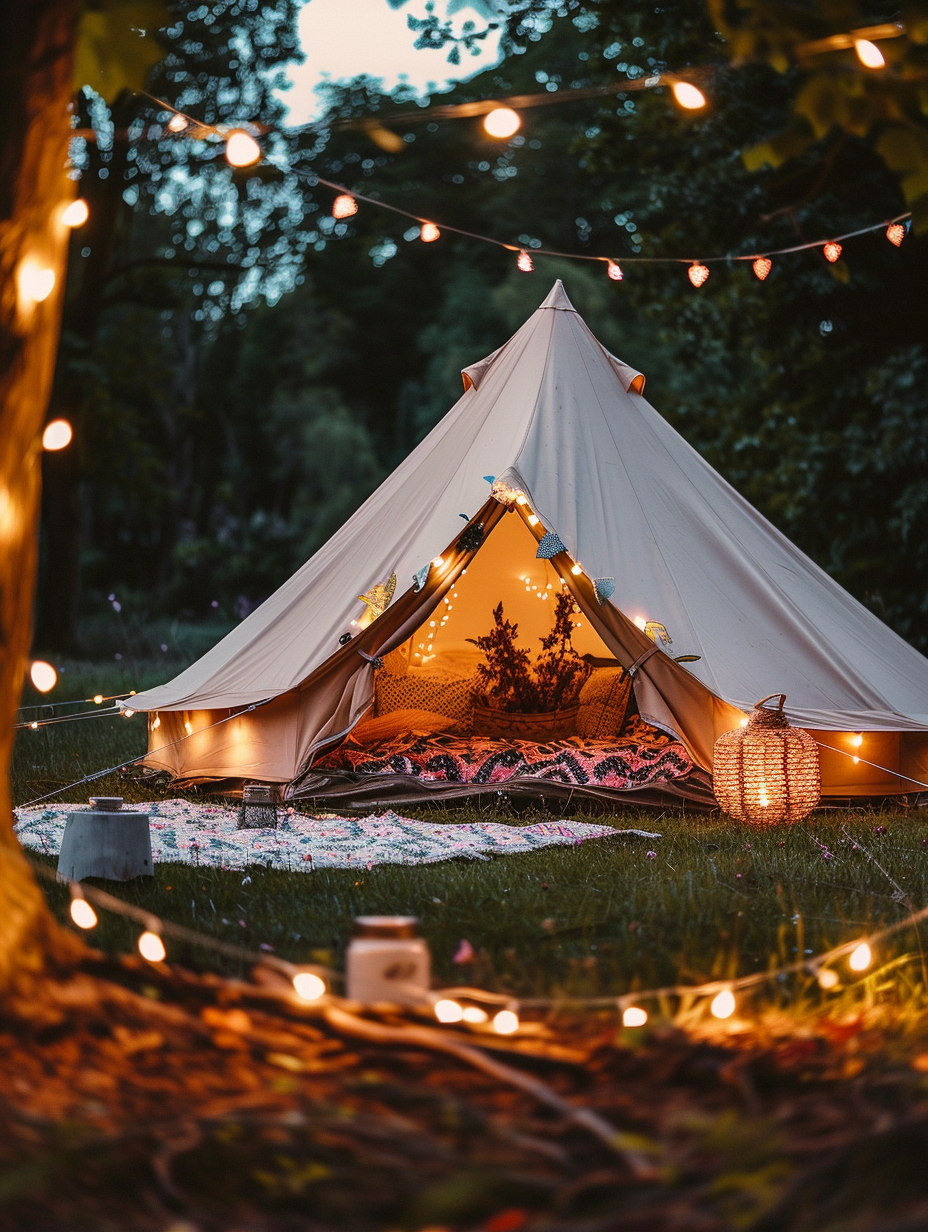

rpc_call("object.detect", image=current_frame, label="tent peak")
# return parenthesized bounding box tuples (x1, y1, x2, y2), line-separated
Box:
(539, 280, 576, 312)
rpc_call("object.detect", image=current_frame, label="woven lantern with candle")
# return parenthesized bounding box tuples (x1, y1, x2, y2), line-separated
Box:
(713, 694, 820, 824)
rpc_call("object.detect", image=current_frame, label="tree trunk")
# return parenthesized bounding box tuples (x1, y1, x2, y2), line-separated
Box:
(0, 0, 82, 991)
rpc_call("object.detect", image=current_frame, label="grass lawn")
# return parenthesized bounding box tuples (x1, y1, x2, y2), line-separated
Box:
(14, 655, 928, 1012)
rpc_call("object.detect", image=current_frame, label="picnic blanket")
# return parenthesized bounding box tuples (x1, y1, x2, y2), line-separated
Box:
(13, 799, 638, 872)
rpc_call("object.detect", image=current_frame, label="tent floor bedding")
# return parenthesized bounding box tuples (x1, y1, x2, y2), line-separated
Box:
(295, 730, 715, 810)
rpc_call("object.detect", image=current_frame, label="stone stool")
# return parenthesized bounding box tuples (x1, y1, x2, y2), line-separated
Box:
(57, 797, 153, 882)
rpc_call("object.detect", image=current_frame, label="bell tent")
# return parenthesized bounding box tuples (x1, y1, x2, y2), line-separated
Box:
(128, 281, 928, 807)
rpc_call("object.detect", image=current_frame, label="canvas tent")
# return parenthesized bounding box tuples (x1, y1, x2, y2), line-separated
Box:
(129, 281, 928, 803)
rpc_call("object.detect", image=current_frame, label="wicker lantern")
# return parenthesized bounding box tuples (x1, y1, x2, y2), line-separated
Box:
(713, 694, 820, 824)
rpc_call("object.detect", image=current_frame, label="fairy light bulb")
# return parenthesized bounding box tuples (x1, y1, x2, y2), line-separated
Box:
(633, 616, 647, 630)
(292, 971, 326, 1000)
(571, 563, 583, 576)
(492, 1009, 519, 1034)
(752, 257, 772, 281)
(855, 39, 885, 69)
(332, 194, 358, 219)
(688, 262, 710, 288)
(818, 968, 839, 989)
(515, 494, 527, 506)
(517, 250, 534, 273)
(30, 660, 57, 692)
(607, 260, 623, 282)
(672, 81, 706, 110)
(420, 222, 440, 242)
(886, 223, 905, 247)
(527, 514, 539, 526)
(849, 942, 872, 971)
(462, 1006, 488, 1024)
(29, 721, 38, 730)
(138, 931, 166, 962)
(710, 989, 736, 1019)
(851, 733, 863, 748)
(483, 107, 520, 138)
(167, 113, 189, 133)
(93, 694, 103, 705)
(823, 242, 842, 263)
(225, 129, 261, 168)
(18, 260, 56, 304)
(622, 1006, 648, 1027)
(42, 419, 72, 451)
(70, 896, 98, 929)
(435, 999, 464, 1023)
(122, 708, 135, 718)
(431, 556, 445, 569)
(61, 198, 89, 228)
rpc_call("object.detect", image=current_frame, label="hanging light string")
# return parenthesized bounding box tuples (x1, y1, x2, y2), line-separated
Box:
(17, 691, 135, 715)
(25, 814, 928, 1029)
(16, 698, 271, 810)
(129, 90, 913, 282)
(15, 705, 126, 731)
(299, 169, 912, 272)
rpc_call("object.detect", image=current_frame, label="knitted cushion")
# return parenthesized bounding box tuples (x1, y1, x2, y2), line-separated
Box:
(375, 671, 476, 733)
(575, 667, 634, 739)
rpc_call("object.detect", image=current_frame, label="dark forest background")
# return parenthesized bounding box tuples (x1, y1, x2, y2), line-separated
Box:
(35, 0, 928, 660)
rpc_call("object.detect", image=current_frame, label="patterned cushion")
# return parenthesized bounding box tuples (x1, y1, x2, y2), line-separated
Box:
(375, 671, 476, 734)
(575, 668, 634, 739)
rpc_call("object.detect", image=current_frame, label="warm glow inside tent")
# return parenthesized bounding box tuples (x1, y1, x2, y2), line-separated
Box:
(129, 281, 928, 807)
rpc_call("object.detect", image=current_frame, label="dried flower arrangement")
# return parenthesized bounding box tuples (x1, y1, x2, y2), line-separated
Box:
(468, 592, 591, 714)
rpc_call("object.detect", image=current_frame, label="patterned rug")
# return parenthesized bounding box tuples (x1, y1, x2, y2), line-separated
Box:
(313, 723, 693, 790)
(13, 799, 655, 873)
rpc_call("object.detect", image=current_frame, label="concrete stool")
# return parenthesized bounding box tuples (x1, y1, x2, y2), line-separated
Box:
(57, 797, 153, 882)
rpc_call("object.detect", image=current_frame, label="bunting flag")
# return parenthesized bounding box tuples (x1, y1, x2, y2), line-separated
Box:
(458, 521, 485, 552)
(412, 563, 431, 593)
(593, 577, 616, 605)
(536, 531, 566, 559)
(358, 572, 397, 618)
(644, 620, 671, 645)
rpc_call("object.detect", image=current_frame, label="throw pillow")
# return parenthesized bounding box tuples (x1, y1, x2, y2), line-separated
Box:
(576, 667, 634, 739)
(375, 671, 477, 733)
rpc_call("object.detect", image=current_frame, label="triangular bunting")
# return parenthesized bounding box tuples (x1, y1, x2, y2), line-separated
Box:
(483, 475, 496, 484)
(412, 563, 431, 592)
(536, 531, 566, 559)
(593, 577, 616, 605)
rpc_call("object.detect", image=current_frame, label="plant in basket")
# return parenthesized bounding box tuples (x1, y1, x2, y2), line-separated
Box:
(468, 593, 590, 739)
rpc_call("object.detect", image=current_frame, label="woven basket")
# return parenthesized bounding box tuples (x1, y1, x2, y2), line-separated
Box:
(472, 702, 579, 741)
(713, 694, 821, 825)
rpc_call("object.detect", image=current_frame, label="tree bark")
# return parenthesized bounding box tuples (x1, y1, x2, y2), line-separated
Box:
(0, 0, 82, 990)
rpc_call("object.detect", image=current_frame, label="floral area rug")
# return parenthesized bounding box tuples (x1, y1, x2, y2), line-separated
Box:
(13, 799, 642, 873)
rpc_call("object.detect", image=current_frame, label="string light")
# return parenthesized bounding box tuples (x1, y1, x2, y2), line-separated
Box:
(29, 661, 57, 693)
(18, 260, 55, 305)
(431, 556, 445, 568)
(420, 222, 440, 242)
(224, 129, 261, 168)
(435, 998, 464, 1023)
(61, 199, 89, 228)
(462, 1006, 488, 1024)
(527, 514, 539, 526)
(849, 942, 872, 971)
(292, 971, 326, 1001)
(710, 989, 736, 1019)
(138, 930, 166, 962)
(887, 223, 905, 246)
(122, 708, 135, 718)
(29, 721, 38, 730)
(167, 113, 189, 133)
(823, 241, 842, 263)
(332, 194, 358, 219)
(818, 968, 839, 989)
(492, 1009, 520, 1034)
(571, 563, 583, 575)
(151, 716, 160, 729)
(671, 81, 707, 110)
(483, 107, 521, 138)
(855, 38, 885, 68)
(607, 260, 623, 281)
(622, 1006, 648, 1027)
(42, 419, 72, 451)
(93, 694, 103, 705)
(517, 250, 534, 273)
(515, 494, 527, 506)
(752, 257, 772, 281)
(69, 895, 98, 929)
(688, 262, 710, 287)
